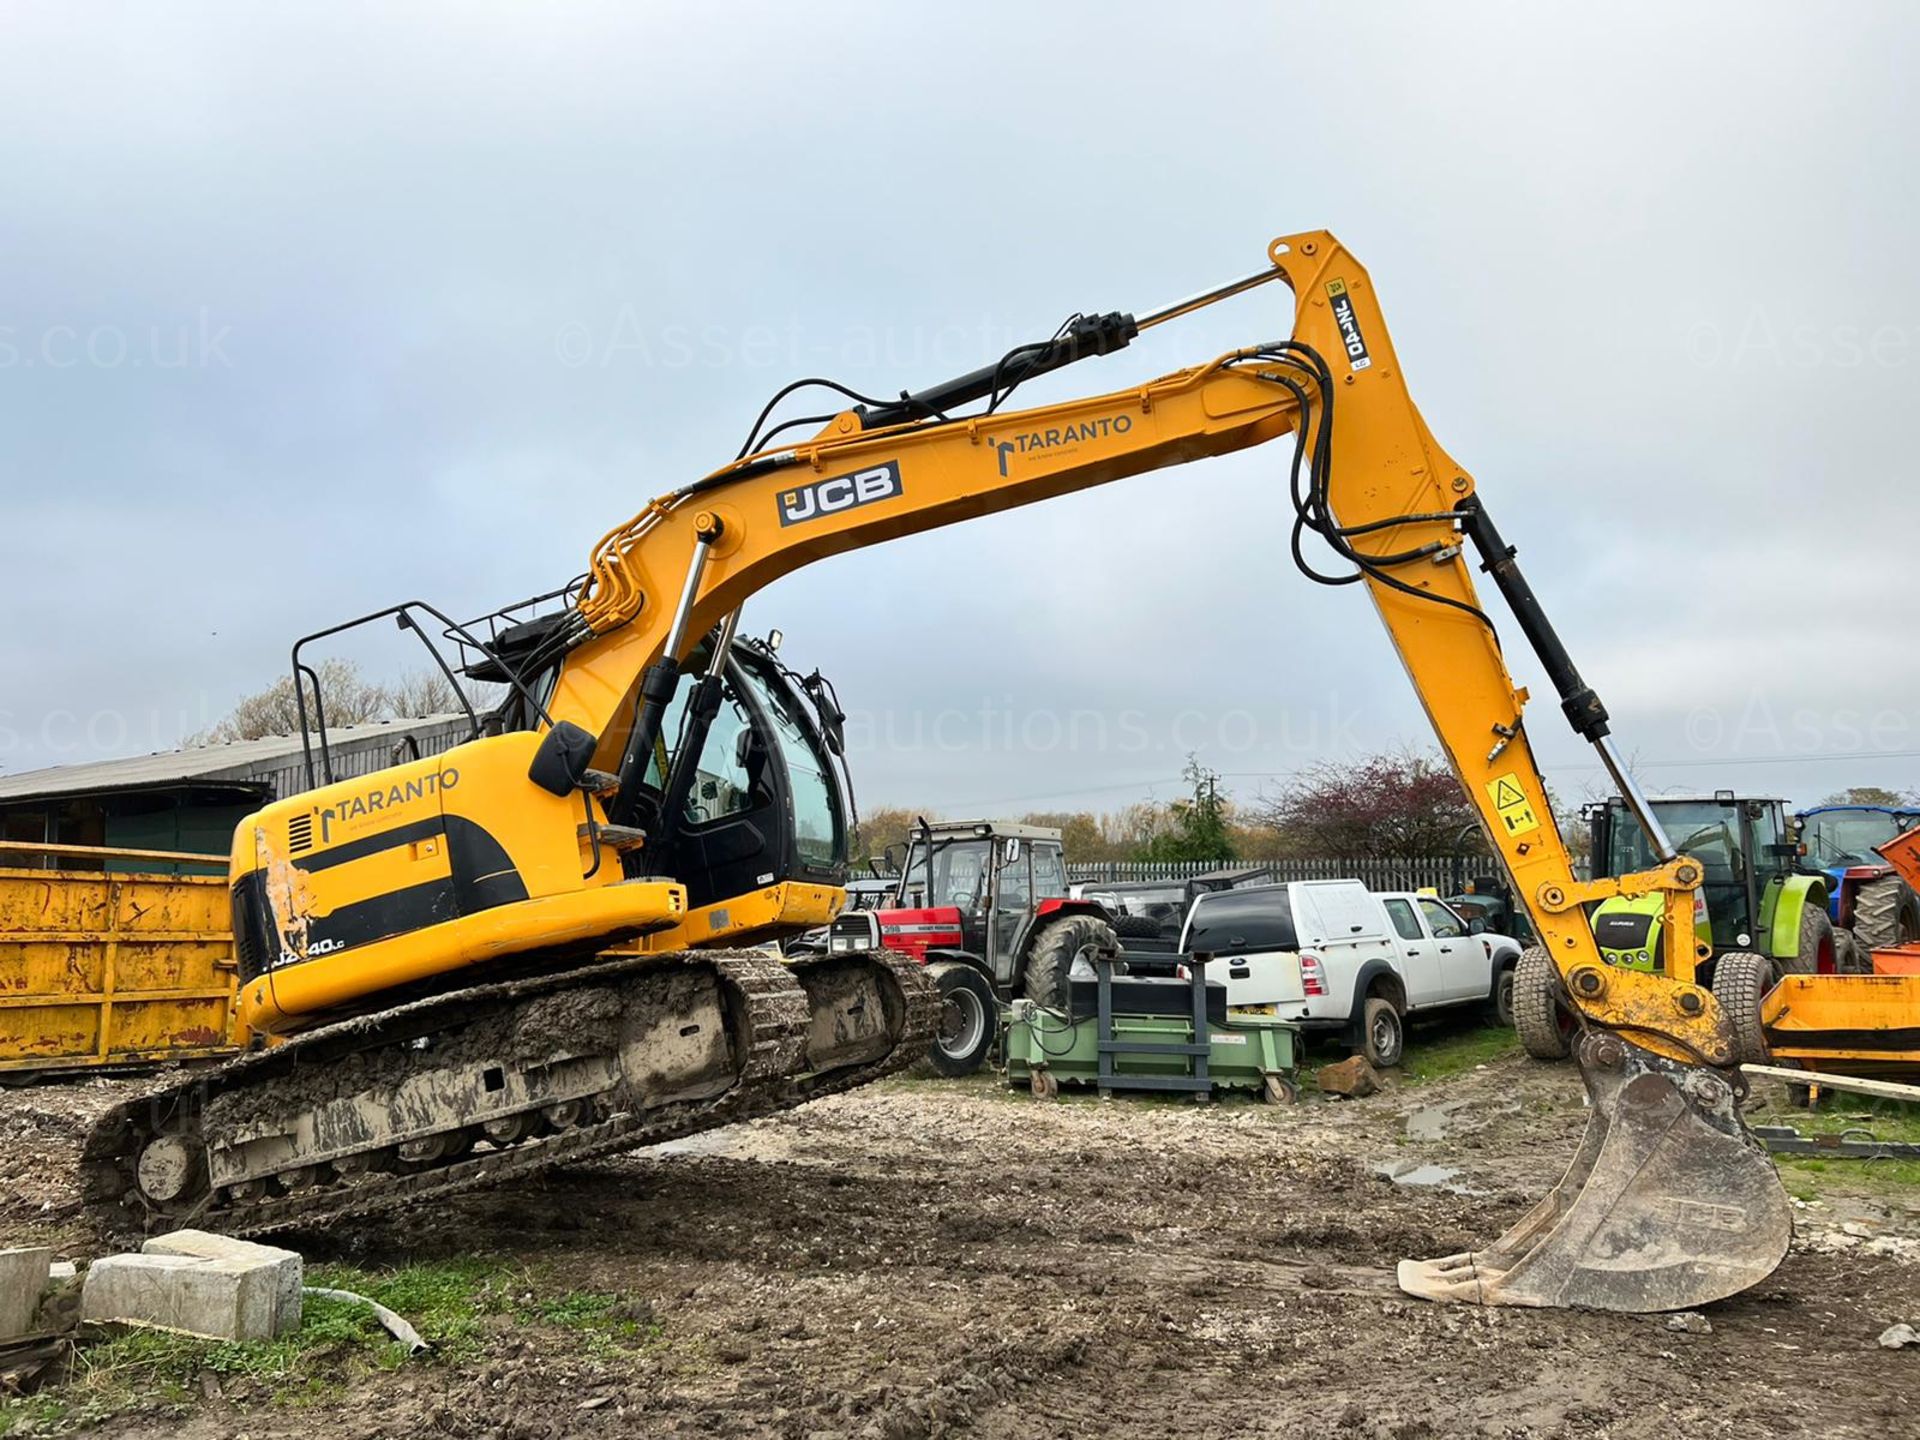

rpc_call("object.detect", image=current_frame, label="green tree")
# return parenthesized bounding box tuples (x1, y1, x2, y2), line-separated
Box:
(1136, 759, 1236, 863)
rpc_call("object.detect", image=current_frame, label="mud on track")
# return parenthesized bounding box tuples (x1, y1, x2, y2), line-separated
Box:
(3, 1047, 1917, 1439)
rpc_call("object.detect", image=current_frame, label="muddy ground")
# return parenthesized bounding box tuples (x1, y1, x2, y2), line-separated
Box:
(3, 1032, 1917, 1439)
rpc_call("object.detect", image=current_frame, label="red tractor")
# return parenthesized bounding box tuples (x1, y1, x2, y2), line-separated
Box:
(825, 819, 1121, 1075)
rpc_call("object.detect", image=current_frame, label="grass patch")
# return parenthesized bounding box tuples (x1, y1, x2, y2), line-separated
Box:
(1396, 1021, 1522, 1086)
(0, 1256, 659, 1435)
(1748, 1089, 1920, 1199)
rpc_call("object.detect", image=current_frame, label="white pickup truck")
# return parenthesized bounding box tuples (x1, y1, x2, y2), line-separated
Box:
(1175, 879, 1521, 1066)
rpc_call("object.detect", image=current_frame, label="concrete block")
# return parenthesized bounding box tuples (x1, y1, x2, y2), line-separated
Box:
(83, 1237, 303, 1341)
(0, 1247, 52, 1339)
(141, 1230, 302, 1335)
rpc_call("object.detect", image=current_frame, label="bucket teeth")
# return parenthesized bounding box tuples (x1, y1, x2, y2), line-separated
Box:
(1399, 1033, 1791, 1313)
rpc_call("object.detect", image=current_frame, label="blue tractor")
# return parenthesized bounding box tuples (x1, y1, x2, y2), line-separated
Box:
(1795, 804, 1920, 954)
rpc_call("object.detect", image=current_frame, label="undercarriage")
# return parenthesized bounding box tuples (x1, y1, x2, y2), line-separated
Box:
(82, 949, 937, 1241)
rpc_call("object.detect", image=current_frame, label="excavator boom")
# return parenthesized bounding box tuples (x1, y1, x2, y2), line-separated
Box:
(88, 231, 1790, 1311)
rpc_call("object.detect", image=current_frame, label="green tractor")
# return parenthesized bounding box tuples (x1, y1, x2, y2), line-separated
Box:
(1515, 793, 1842, 1064)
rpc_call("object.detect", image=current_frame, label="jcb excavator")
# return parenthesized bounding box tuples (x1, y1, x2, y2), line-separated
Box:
(85, 230, 1791, 1314)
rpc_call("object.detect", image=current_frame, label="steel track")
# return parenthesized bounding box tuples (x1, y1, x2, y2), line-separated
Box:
(82, 949, 939, 1242)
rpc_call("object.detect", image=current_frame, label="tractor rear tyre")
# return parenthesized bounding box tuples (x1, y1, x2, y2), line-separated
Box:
(1709, 950, 1775, 1064)
(926, 962, 997, 1077)
(1833, 927, 1866, 974)
(1512, 946, 1575, 1062)
(1023, 914, 1119, 1012)
(1850, 876, 1920, 953)
(1783, 903, 1836, 975)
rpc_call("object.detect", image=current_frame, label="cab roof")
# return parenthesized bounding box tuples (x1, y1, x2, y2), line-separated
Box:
(913, 820, 1063, 843)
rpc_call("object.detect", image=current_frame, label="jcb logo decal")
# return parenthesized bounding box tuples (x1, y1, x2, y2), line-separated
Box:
(778, 461, 902, 526)
(1325, 278, 1373, 372)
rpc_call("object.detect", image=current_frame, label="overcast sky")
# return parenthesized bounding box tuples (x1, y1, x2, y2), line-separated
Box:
(4, 3, 1918, 821)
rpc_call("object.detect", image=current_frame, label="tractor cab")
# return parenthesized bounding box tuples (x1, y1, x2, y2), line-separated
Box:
(884, 820, 1072, 988)
(1587, 793, 1833, 979)
(1795, 804, 1920, 949)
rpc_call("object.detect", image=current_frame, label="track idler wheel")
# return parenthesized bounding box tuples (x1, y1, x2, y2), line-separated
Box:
(1397, 1032, 1791, 1312)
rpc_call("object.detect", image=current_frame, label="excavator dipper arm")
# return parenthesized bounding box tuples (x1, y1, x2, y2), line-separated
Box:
(230, 231, 1790, 1311)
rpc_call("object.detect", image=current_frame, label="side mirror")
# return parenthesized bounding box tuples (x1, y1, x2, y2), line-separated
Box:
(1003, 837, 1022, 863)
(734, 727, 755, 769)
(1467, 917, 1487, 935)
(882, 842, 907, 874)
(527, 721, 599, 798)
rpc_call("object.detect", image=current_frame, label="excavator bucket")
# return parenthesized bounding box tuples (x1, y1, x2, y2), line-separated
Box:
(1397, 1032, 1791, 1312)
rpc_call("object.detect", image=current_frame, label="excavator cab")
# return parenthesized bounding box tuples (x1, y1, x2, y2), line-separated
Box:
(626, 634, 852, 909)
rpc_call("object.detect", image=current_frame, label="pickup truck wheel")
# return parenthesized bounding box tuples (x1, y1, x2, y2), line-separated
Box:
(1360, 996, 1404, 1068)
(1483, 965, 1516, 1028)
(1512, 946, 1574, 1062)
(1709, 950, 1775, 1065)
(926, 963, 997, 1077)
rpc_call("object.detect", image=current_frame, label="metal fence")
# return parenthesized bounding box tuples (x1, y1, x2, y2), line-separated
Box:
(1065, 855, 1488, 892)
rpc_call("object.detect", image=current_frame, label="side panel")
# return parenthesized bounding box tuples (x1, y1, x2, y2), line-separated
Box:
(0, 856, 240, 1073)
(232, 732, 685, 1033)
(872, 906, 965, 962)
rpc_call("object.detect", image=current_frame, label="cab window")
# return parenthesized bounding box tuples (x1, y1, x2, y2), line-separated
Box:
(997, 851, 1031, 908)
(1418, 898, 1464, 939)
(1030, 845, 1067, 900)
(1383, 898, 1425, 943)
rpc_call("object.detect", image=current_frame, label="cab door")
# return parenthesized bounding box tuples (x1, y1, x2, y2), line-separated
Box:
(1418, 897, 1483, 1000)
(1381, 896, 1447, 1008)
(987, 838, 1032, 986)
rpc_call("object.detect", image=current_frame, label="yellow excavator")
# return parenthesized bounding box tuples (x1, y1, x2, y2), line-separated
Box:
(85, 230, 1791, 1314)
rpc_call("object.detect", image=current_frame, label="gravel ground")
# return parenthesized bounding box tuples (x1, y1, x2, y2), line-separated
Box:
(2, 1042, 1917, 1438)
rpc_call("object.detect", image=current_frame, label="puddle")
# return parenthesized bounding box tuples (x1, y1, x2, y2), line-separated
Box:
(1403, 1106, 1458, 1143)
(1372, 1159, 1484, 1195)
(1400, 1097, 1521, 1143)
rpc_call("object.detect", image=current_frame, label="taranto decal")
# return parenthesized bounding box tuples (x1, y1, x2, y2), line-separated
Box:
(317, 768, 460, 844)
(1325, 278, 1373, 372)
(987, 413, 1133, 476)
(778, 460, 903, 526)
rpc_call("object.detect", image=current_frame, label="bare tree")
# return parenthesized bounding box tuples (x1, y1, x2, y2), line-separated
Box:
(387, 668, 471, 720)
(194, 658, 390, 743)
(191, 661, 492, 744)
(1253, 747, 1479, 859)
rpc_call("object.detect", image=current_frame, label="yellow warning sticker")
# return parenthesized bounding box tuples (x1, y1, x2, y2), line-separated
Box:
(1486, 773, 1541, 838)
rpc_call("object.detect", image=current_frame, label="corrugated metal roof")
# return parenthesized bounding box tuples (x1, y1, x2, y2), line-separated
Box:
(0, 716, 475, 803)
